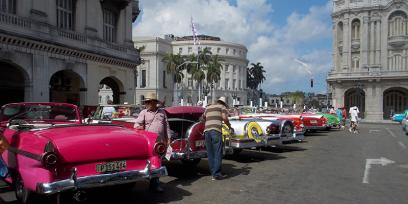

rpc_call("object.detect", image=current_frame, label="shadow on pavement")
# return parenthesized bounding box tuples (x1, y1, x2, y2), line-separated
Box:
(304, 131, 330, 137)
(266, 145, 307, 153)
(226, 150, 286, 163)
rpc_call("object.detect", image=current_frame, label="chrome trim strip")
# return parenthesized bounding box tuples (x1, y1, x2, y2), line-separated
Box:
(228, 136, 281, 149)
(36, 161, 167, 195)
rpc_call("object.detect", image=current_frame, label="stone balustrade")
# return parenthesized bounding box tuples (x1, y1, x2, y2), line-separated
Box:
(0, 11, 135, 57)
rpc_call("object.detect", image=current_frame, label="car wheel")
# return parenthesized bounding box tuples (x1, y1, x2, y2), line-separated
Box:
(13, 174, 33, 204)
(181, 159, 201, 167)
(232, 149, 242, 157)
(325, 127, 331, 131)
(282, 124, 293, 137)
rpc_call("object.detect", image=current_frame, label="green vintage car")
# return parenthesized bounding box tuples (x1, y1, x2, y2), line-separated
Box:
(317, 112, 340, 130)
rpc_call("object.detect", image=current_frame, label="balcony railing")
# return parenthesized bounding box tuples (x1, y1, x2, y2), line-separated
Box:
(56, 29, 87, 43)
(0, 12, 31, 29)
(388, 35, 408, 47)
(0, 11, 134, 55)
(351, 39, 360, 50)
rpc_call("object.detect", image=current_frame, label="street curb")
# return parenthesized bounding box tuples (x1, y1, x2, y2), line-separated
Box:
(360, 120, 400, 124)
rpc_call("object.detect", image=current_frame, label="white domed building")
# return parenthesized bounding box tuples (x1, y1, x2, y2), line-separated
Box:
(134, 35, 249, 106)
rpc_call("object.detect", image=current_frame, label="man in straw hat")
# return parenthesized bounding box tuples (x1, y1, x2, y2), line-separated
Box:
(202, 96, 233, 180)
(134, 93, 171, 192)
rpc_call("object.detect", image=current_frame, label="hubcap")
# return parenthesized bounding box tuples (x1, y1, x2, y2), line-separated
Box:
(251, 128, 259, 138)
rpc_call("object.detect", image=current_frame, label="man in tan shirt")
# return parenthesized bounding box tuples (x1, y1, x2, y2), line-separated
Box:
(203, 97, 232, 180)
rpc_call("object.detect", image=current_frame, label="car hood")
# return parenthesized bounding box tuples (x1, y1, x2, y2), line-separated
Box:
(34, 125, 150, 163)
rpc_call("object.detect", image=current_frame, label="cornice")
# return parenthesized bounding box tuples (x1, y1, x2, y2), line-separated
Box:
(0, 31, 140, 69)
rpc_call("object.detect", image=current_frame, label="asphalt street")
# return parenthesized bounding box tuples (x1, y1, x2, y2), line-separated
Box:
(0, 123, 407, 204)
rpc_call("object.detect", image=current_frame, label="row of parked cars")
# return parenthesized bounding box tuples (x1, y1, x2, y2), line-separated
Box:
(0, 102, 339, 203)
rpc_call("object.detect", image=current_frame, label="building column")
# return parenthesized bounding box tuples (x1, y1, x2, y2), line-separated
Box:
(364, 82, 383, 121)
(375, 20, 381, 64)
(361, 16, 369, 67)
(31, 53, 50, 102)
(369, 21, 376, 65)
(333, 85, 344, 109)
(342, 19, 350, 70)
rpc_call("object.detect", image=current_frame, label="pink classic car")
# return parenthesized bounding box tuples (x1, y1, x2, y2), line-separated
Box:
(0, 102, 167, 203)
(113, 106, 206, 166)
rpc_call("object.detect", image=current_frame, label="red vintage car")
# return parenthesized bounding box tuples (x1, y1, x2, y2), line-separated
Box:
(113, 106, 206, 166)
(0, 102, 167, 203)
(301, 113, 328, 132)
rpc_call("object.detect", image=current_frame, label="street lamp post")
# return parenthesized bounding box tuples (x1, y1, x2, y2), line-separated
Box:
(202, 84, 210, 107)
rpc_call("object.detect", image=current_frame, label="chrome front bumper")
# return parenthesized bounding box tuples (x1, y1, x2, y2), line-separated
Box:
(36, 162, 167, 195)
(228, 135, 281, 149)
(171, 150, 207, 160)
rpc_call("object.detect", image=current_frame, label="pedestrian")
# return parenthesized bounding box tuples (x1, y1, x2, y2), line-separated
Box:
(101, 100, 115, 119)
(341, 107, 347, 129)
(202, 97, 233, 180)
(335, 107, 343, 129)
(134, 93, 171, 192)
(349, 106, 360, 134)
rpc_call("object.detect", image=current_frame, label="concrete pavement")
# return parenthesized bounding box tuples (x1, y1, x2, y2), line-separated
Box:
(0, 123, 406, 204)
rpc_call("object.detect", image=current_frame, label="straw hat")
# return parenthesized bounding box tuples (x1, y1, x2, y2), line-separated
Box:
(143, 93, 159, 102)
(217, 96, 228, 107)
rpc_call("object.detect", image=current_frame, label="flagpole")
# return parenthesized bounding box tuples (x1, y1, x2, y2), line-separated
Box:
(191, 17, 202, 105)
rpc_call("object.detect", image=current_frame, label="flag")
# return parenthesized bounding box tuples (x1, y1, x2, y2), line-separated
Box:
(191, 17, 200, 46)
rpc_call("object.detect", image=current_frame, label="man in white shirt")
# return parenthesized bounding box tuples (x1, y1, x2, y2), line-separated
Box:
(349, 106, 360, 133)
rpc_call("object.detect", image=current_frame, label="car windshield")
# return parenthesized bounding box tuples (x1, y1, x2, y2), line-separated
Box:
(93, 105, 142, 120)
(0, 104, 78, 122)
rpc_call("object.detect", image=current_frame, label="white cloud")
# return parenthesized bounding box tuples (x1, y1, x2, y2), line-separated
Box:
(133, 0, 332, 93)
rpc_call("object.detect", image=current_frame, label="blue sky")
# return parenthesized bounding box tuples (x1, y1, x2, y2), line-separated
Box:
(133, 0, 333, 94)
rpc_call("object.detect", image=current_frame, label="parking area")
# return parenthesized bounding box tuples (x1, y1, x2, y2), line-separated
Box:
(0, 123, 407, 204)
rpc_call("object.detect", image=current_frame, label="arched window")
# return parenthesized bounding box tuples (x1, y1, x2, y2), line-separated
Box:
(337, 22, 344, 43)
(352, 57, 360, 69)
(389, 54, 404, 70)
(351, 19, 360, 40)
(57, 0, 76, 30)
(0, 0, 16, 14)
(388, 11, 408, 37)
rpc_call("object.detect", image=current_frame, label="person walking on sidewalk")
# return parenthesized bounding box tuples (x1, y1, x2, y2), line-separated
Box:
(202, 97, 233, 180)
(349, 106, 360, 134)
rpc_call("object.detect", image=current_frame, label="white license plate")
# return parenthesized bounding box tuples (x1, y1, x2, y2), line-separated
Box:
(96, 160, 126, 173)
(195, 140, 205, 147)
(310, 120, 317, 124)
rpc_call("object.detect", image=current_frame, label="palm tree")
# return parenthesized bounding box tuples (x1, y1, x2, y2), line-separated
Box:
(247, 62, 266, 105)
(162, 53, 184, 105)
(185, 47, 212, 103)
(250, 62, 266, 88)
(206, 55, 223, 103)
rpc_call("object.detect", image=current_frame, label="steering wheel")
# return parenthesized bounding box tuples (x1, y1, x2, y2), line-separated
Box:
(8, 119, 29, 126)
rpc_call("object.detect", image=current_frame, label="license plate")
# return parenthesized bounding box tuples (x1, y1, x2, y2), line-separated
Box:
(195, 140, 205, 147)
(310, 120, 317, 124)
(96, 160, 126, 173)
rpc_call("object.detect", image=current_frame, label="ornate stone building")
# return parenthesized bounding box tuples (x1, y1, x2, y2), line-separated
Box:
(328, 0, 408, 120)
(0, 0, 141, 107)
(134, 35, 248, 106)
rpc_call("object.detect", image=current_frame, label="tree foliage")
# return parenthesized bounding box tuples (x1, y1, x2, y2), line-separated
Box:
(247, 62, 266, 90)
